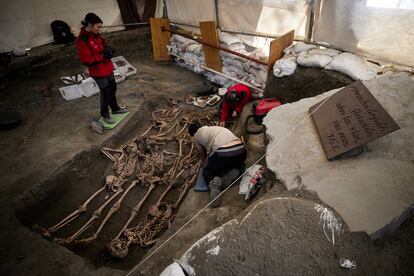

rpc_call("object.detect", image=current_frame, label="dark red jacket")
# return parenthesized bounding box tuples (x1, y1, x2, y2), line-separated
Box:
(221, 83, 252, 122)
(76, 28, 114, 78)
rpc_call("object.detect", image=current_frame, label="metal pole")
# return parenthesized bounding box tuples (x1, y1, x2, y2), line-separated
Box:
(170, 53, 264, 93)
(102, 22, 149, 28)
(162, 27, 268, 66)
(214, 0, 220, 29)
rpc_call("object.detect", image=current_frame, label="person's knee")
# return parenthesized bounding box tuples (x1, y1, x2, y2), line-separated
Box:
(95, 77, 109, 90)
(109, 80, 117, 93)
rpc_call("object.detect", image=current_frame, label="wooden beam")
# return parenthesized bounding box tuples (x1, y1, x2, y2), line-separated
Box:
(199, 21, 222, 72)
(150, 17, 171, 62)
(267, 30, 295, 72)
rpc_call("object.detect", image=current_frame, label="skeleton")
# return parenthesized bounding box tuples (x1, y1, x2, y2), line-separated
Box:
(107, 156, 200, 258)
(106, 184, 156, 258)
(114, 172, 198, 256)
(35, 104, 219, 258)
(108, 142, 139, 192)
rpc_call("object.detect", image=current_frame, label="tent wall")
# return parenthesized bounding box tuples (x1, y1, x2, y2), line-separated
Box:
(158, 0, 311, 38)
(163, 0, 216, 26)
(0, 0, 124, 53)
(314, 0, 414, 66)
(218, 0, 310, 38)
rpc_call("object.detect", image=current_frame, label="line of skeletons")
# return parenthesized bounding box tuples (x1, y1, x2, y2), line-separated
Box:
(34, 103, 219, 259)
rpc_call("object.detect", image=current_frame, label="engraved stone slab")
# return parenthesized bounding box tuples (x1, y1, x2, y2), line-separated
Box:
(310, 81, 400, 160)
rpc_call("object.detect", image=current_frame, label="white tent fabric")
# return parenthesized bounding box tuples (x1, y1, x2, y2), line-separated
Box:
(163, 0, 216, 26)
(156, 0, 311, 38)
(314, 0, 414, 66)
(0, 0, 123, 53)
(218, 0, 310, 38)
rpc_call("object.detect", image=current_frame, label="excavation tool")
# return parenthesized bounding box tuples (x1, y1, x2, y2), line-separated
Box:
(245, 98, 282, 134)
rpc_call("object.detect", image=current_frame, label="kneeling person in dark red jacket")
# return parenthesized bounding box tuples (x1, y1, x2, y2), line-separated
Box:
(76, 13, 127, 124)
(220, 83, 252, 126)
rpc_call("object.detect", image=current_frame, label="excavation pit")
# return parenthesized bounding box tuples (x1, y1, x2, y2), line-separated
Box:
(15, 101, 228, 270)
(5, 27, 358, 274)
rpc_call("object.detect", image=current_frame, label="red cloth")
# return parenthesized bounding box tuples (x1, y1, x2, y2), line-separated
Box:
(221, 83, 252, 122)
(76, 28, 114, 78)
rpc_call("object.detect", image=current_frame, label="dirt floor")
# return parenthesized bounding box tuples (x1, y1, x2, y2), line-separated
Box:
(0, 27, 413, 276)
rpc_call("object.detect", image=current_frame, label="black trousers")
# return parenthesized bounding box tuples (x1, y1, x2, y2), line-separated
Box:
(203, 144, 247, 184)
(93, 73, 120, 118)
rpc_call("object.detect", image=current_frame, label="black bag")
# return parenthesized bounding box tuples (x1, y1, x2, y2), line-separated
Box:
(50, 20, 75, 44)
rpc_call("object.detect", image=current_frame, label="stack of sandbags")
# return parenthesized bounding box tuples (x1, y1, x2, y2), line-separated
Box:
(272, 41, 380, 80)
(167, 33, 268, 92)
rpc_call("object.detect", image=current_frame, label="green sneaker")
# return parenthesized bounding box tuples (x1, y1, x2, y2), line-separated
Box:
(103, 116, 115, 124)
(112, 108, 128, 114)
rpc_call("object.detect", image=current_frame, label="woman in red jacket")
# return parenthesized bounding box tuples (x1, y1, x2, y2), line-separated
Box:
(220, 83, 252, 126)
(76, 13, 127, 124)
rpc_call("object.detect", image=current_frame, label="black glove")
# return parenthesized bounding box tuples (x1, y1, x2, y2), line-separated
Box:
(103, 46, 115, 60)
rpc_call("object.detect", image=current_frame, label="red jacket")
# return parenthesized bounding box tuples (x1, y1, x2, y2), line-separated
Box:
(76, 28, 114, 78)
(221, 83, 252, 122)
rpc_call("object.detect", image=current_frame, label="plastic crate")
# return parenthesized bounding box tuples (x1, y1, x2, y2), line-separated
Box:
(122, 65, 137, 76)
(59, 85, 83, 101)
(112, 56, 137, 77)
(79, 77, 100, 97)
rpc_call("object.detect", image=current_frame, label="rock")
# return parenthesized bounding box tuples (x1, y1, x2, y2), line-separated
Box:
(178, 197, 343, 275)
(264, 72, 414, 239)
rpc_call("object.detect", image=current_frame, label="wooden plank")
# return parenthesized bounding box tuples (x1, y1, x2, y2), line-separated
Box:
(267, 30, 295, 72)
(199, 21, 222, 72)
(150, 17, 171, 62)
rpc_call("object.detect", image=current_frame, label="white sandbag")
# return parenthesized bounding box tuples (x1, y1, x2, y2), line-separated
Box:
(325, 52, 379, 80)
(223, 65, 241, 76)
(219, 30, 242, 45)
(293, 42, 317, 54)
(252, 47, 270, 60)
(205, 72, 234, 87)
(221, 49, 250, 61)
(186, 44, 203, 55)
(170, 34, 193, 45)
(183, 52, 197, 62)
(273, 56, 297, 77)
(249, 67, 268, 84)
(283, 44, 296, 55)
(222, 57, 244, 71)
(242, 60, 267, 72)
(297, 48, 340, 68)
(226, 42, 245, 51)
